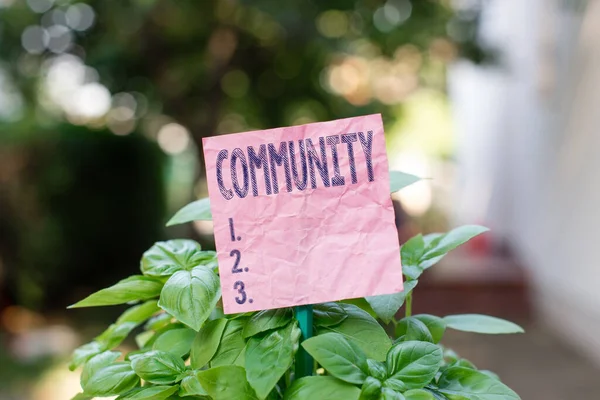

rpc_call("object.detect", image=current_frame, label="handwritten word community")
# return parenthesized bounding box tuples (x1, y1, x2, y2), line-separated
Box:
(215, 131, 376, 200)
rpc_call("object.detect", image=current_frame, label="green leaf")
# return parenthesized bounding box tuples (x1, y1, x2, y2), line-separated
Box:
(449, 358, 477, 370)
(313, 302, 348, 327)
(395, 317, 434, 343)
(83, 362, 140, 396)
(285, 376, 360, 400)
(412, 315, 446, 344)
(210, 318, 247, 367)
(302, 332, 368, 384)
(116, 385, 179, 400)
(69, 341, 104, 371)
(158, 266, 221, 331)
(191, 318, 228, 369)
(359, 376, 382, 400)
(403, 389, 436, 400)
(419, 234, 445, 269)
(117, 300, 161, 325)
(422, 226, 489, 261)
(130, 350, 186, 384)
(383, 379, 407, 392)
(242, 308, 293, 338)
(437, 367, 520, 400)
(152, 327, 196, 358)
(70, 393, 93, 400)
(381, 388, 406, 400)
(145, 312, 173, 331)
(141, 239, 209, 276)
(68, 276, 163, 308)
(443, 314, 524, 334)
(479, 370, 501, 381)
(96, 322, 138, 349)
(317, 303, 391, 361)
(179, 373, 209, 396)
(167, 198, 212, 226)
(366, 359, 387, 381)
(125, 348, 149, 361)
(365, 280, 419, 324)
(81, 350, 121, 387)
(386, 341, 443, 390)
(134, 331, 154, 349)
(341, 298, 378, 318)
(197, 365, 258, 400)
(389, 171, 421, 193)
(401, 235, 425, 280)
(422, 388, 450, 400)
(401, 235, 425, 266)
(245, 322, 301, 399)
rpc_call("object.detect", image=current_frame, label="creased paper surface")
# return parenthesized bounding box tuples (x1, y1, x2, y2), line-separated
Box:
(203, 114, 403, 313)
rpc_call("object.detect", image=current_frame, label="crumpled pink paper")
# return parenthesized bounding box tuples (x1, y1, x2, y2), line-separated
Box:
(203, 114, 403, 313)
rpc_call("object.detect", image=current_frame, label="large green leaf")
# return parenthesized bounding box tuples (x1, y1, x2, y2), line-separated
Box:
(421, 226, 489, 261)
(116, 386, 178, 400)
(284, 376, 360, 400)
(437, 367, 520, 400)
(116, 300, 161, 325)
(68, 276, 163, 308)
(197, 365, 258, 400)
(386, 341, 442, 390)
(141, 239, 212, 276)
(389, 171, 421, 193)
(191, 318, 228, 369)
(130, 350, 186, 384)
(313, 302, 348, 327)
(412, 315, 446, 344)
(82, 361, 140, 397)
(152, 327, 196, 358)
(158, 266, 221, 331)
(210, 318, 247, 367)
(245, 322, 300, 399)
(443, 314, 524, 334)
(167, 198, 212, 226)
(242, 308, 293, 338)
(302, 332, 368, 384)
(365, 280, 418, 323)
(317, 303, 392, 361)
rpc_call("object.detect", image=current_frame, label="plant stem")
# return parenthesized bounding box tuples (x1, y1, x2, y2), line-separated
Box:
(405, 293, 412, 318)
(294, 305, 313, 379)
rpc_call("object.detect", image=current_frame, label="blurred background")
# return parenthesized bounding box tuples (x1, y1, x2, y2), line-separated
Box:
(0, 0, 598, 398)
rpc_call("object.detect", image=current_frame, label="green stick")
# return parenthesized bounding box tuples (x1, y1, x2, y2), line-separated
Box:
(294, 304, 313, 378)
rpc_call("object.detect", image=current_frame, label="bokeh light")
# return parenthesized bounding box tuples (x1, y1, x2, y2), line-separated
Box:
(157, 123, 191, 155)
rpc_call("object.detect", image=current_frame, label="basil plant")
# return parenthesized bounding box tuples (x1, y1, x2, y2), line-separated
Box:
(68, 172, 523, 400)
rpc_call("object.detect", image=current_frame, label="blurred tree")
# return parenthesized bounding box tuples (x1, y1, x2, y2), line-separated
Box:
(0, 0, 484, 311)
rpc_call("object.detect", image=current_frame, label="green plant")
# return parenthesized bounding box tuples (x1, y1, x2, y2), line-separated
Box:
(68, 171, 523, 400)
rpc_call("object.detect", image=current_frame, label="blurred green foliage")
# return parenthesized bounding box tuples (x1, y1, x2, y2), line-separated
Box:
(0, 0, 483, 311)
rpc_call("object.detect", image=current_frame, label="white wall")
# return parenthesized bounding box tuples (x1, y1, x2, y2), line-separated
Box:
(451, 0, 600, 363)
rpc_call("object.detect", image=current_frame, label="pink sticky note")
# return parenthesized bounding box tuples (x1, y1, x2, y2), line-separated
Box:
(203, 114, 403, 313)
